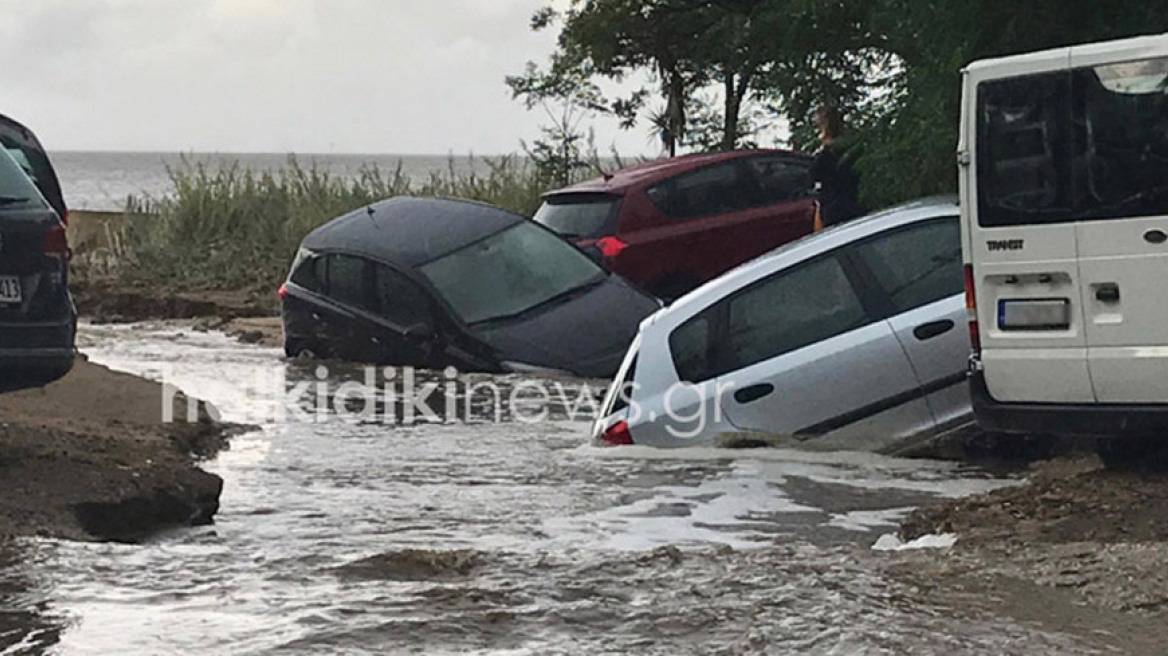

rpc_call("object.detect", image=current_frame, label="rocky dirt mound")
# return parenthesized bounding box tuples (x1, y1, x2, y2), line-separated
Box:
(901, 454, 1168, 546)
(0, 357, 230, 542)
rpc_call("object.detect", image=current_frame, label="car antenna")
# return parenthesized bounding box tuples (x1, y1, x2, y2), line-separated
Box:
(365, 205, 380, 229)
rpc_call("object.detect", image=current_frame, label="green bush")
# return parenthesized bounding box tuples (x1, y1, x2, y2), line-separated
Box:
(114, 155, 549, 294)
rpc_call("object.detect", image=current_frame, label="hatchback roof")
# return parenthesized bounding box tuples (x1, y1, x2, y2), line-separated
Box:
(546, 148, 810, 196)
(660, 195, 959, 322)
(301, 196, 524, 267)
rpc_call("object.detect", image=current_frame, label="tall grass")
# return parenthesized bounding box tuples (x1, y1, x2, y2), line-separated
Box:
(108, 155, 549, 294)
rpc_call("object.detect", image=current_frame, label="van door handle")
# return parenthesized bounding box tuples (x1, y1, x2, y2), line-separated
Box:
(913, 319, 955, 341)
(733, 383, 775, 405)
(1095, 283, 1120, 303)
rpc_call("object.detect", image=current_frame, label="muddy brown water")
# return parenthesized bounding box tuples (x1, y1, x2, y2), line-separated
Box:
(0, 324, 1111, 654)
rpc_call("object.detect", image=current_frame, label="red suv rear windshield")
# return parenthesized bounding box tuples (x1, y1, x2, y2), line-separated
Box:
(533, 194, 619, 239)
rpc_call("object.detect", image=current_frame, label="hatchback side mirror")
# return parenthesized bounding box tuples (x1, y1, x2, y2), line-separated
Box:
(580, 244, 606, 268)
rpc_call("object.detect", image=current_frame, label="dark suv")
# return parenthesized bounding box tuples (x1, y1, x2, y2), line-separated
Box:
(0, 114, 74, 386)
(534, 149, 814, 299)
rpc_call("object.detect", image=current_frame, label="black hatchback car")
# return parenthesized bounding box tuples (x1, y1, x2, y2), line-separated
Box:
(0, 115, 75, 384)
(279, 197, 660, 378)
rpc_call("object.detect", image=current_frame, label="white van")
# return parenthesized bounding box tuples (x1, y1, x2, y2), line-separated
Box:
(961, 33, 1168, 446)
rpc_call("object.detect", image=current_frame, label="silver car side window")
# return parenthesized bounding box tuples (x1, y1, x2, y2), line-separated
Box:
(852, 218, 962, 314)
(725, 256, 869, 369)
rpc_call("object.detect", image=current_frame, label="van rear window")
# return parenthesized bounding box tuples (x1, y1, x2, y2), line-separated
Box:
(977, 56, 1168, 226)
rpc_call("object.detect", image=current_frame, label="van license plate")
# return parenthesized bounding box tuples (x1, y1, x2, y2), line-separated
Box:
(0, 276, 20, 304)
(998, 298, 1070, 330)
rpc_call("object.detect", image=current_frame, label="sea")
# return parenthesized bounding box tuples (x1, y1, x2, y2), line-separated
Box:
(49, 151, 508, 212)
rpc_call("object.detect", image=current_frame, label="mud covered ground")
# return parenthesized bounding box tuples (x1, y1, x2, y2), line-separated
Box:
(0, 358, 228, 542)
(893, 453, 1168, 653)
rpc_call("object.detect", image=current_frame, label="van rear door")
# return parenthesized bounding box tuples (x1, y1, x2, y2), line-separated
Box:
(1070, 50, 1168, 402)
(970, 64, 1095, 404)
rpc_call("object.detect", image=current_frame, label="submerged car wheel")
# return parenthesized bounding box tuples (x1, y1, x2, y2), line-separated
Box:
(284, 339, 323, 360)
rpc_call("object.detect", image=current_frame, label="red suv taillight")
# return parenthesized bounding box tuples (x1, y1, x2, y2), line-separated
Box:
(599, 420, 633, 446)
(964, 264, 980, 353)
(277, 283, 288, 300)
(42, 222, 69, 258)
(595, 236, 628, 259)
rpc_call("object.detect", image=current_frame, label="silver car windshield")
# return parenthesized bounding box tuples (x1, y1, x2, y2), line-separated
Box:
(419, 222, 605, 325)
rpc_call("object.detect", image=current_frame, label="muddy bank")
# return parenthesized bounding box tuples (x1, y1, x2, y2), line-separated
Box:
(0, 357, 229, 542)
(73, 279, 284, 348)
(892, 453, 1168, 653)
(73, 279, 275, 323)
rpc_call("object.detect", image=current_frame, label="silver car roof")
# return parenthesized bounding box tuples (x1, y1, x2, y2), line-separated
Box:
(652, 195, 960, 329)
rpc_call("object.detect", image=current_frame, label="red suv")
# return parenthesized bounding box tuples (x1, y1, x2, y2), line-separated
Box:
(534, 149, 815, 299)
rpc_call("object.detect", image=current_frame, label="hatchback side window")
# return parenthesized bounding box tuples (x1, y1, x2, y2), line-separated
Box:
(670, 309, 716, 383)
(326, 254, 372, 311)
(374, 265, 432, 328)
(726, 256, 869, 370)
(745, 156, 813, 203)
(647, 161, 759, 219)
(290, 251, 324, 293)
(852, 218, 962, 314)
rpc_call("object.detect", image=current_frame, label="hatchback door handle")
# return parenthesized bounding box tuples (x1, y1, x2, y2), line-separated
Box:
(913, 319, 955, 341)
(733, 383, 775, 404)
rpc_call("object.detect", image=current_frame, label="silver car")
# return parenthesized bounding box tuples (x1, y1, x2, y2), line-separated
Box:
(592, 196, 972, 453)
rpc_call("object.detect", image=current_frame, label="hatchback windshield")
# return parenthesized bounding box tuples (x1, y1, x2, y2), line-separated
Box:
(419, 222, 605, 324)
(533, 195, 619, 239)
(0, 149, 46, 211)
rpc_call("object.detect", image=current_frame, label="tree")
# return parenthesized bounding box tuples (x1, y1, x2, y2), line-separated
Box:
(509, 0, 775, 154)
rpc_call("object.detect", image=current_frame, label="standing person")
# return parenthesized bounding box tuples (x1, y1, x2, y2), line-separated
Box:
(810, 105, 865, 228)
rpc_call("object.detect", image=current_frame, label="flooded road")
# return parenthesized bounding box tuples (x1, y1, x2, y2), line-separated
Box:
(0, 324, 1109, 654)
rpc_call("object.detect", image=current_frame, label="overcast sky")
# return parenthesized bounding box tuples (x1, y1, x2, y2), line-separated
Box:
(0, 0, 652, 155)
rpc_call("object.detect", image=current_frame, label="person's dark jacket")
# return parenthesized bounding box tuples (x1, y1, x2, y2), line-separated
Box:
(810, 142, 865, 227)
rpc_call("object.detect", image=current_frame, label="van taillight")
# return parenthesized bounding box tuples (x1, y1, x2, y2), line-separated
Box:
(964, 264, 980, 352)
(600, 420, 633, 446)
(42, 222, 69, 258)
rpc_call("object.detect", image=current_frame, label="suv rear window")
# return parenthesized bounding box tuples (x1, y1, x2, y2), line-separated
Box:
(0, 149, 47, 212)
(533, 195, 619, 239)
(977, 56, 1168, 226)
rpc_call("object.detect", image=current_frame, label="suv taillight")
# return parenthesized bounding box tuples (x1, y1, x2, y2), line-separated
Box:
(964, 264, 980, 353)
(599, 420, 633, 446)
(595, 236, 628, 259)
(277, 283, 288, 299)
(42, 222, 69, 258)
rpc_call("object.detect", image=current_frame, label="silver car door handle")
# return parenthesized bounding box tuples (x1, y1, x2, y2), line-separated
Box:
(913, 320, 955, 341)
(733, 383, 775, 405)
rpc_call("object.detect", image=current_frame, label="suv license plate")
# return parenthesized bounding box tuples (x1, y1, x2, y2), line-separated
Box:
(0, 276, 21, 304)
(998, 298, 1070, 330)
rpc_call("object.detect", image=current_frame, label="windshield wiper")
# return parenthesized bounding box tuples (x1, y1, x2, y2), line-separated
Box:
(468, 274, 608, 328)
(0, 195, 30, 205)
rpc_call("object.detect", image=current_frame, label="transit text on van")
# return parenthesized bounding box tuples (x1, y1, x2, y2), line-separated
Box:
(986, 239, 1024, 252)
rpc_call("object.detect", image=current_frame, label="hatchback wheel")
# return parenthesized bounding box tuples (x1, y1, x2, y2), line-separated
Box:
(1097, 437, 1167, 470)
